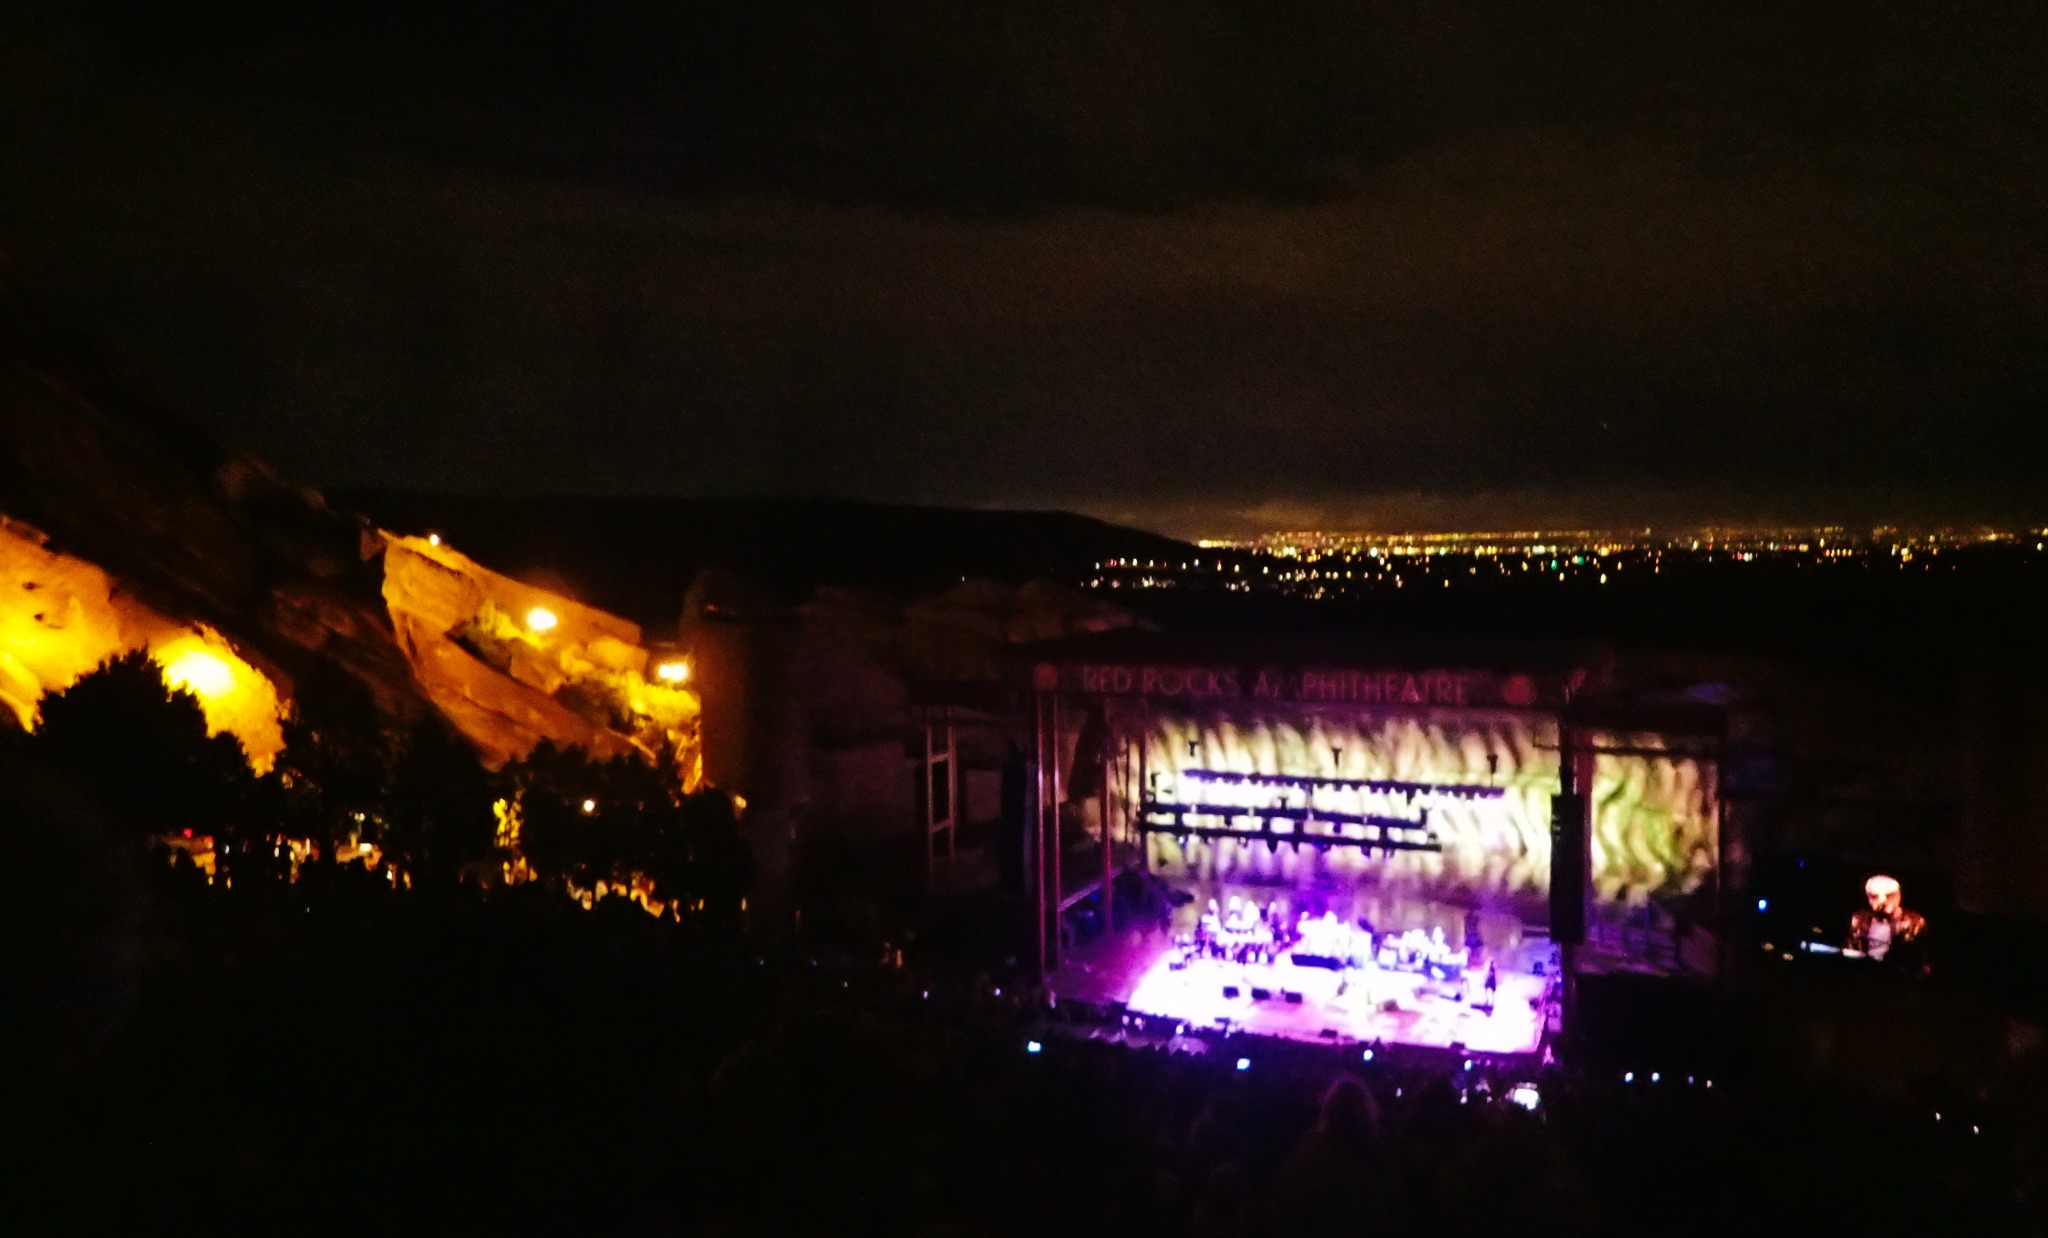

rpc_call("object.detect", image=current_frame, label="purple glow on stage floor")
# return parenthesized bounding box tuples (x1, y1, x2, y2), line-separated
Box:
(1059, 936, 1549, 1055)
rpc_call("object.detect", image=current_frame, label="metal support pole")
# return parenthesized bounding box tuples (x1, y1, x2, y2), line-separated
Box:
(1713, 721, 1728, 987)
(1137, 702, 1150, 876)
(946, 717, 958, 873)
(1049, 692, 1063, 976)
(924, 709, 936, 884)
(1034, 692, 1049, 983)
(1100, 713, 1113, 939)
(923, 708, 960, 890)
(1558, 721, 1581, 1065)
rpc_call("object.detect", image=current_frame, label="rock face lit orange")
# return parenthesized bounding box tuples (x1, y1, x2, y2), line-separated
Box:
(0, 517, 286, 769)
(0, 516, 701, 783)
(380, 534, 700, 779)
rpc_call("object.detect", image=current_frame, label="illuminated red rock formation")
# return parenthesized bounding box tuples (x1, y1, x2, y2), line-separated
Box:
(0, 517, 286, 768)
(0, 272, 698, 779)
(381, 534, 699, 773)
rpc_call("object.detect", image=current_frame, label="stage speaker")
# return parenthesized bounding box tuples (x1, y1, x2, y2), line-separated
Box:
(1550, 791, 1587, 945)
(1222, 985, 1241, 1000)
(1250, 986, 1274, 1002)
(1283, 990, 1304, 1004)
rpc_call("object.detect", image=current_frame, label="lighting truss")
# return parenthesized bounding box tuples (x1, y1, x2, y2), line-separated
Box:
(1175, 769, 1504, 801)
(1136, 809, 1441, 854)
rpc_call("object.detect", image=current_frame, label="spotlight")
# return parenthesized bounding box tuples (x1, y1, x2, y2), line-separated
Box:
(581, 798, 597, 815)
(1624, 1072, 1634, 1083)
(1362, 1049, 1374, 1062)
(526, 607, 559, 632)
(162, 648, 235, 698)
(655, 659, 691, 683)
(1650, 1072, 1660, 1083)
(1235, 1058, 1250, 1072)
(1026, 1040, 1042, 1055)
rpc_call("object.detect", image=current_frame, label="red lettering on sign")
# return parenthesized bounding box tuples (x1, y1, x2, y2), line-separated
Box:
(1048, 661, 1543, 707)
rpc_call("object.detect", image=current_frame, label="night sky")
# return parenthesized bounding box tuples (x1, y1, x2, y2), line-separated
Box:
(1, 2, 2042, 536)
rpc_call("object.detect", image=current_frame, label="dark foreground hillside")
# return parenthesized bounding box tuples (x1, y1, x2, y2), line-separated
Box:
(4, 735, 2037, 1237)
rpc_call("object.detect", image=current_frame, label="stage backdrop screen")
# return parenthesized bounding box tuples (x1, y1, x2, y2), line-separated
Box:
(1115, 706, 1717, 918)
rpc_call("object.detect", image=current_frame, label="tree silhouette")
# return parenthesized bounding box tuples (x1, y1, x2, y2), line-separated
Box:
(501, 741, 751, 918)
(503, 742, 654, 893)
(270, 660, 395, 851)
(638, 787, 753, 922)
(378, 713, 495, 883)
(32, 650, 253, 843)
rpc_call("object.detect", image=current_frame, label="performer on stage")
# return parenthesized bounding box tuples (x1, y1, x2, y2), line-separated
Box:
(1848, 874, 1925, 963)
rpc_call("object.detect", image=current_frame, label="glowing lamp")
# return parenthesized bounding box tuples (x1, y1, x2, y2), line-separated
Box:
(427, 533, 442, 547)
(655, 659, 690, 684)
(526, 607, 559, 633)
(163, 649, 235, 698)
(580, 798, 597, 815)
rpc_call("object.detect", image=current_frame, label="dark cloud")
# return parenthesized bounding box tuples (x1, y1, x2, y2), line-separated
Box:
(1, 3, 2043, 534)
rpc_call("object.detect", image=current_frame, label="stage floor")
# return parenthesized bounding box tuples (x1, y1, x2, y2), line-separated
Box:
(1054, 931, 1550, 1055)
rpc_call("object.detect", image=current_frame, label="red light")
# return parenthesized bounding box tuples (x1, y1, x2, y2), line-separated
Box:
(183, 828, 194, 838)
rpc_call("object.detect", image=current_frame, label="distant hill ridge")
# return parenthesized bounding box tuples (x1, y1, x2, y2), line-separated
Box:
(348, 491, 1192, 631)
